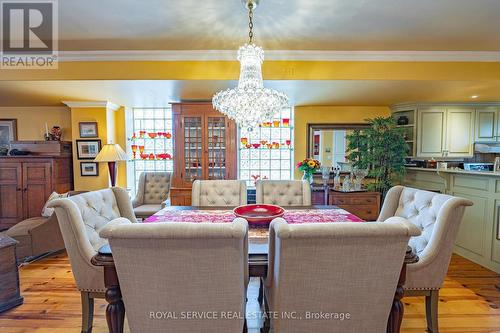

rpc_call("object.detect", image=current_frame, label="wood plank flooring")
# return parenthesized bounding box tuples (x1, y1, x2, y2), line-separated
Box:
(0, 252, 499, 332)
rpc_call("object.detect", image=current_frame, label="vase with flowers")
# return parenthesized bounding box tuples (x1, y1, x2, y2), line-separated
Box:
(297, 158, 320, 184)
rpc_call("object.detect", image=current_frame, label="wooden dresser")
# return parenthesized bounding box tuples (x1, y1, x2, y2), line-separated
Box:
(0, 141, 73, 230)
(0, 234, 23, 313)
(328, 190, 381, 221)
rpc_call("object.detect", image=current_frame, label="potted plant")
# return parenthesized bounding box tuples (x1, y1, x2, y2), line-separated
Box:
(346, 117, 408, 197)
(297, 158, 321, 184)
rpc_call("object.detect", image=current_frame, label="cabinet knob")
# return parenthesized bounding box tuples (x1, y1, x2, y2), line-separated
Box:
(16, 188, 21, 192)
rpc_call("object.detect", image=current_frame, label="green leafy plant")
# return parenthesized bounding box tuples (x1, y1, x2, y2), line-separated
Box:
(346, 117, 408, 197)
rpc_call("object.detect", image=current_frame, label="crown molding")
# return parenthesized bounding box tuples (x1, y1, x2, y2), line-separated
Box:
(62, 101, 120, 111)
(56, 50, 500, 62)
(391, 101, 500, 110)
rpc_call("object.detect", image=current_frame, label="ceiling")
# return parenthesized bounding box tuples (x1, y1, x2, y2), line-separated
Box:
(2, 1, 500, 108)
(0, 80, 497, 107)
(58, 0, 500, 51)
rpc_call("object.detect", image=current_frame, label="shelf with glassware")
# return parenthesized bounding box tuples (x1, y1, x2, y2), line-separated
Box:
(128, 131, 174, 161)
(129, 143, 173, 161)
(239, 108, 294, 187)
(130, 131, 173, 140)
(392, 108, 416, 157)
(239, 138, 293, 150)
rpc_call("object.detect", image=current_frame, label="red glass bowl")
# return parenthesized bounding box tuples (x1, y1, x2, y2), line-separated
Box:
(233, 204, 285, 226)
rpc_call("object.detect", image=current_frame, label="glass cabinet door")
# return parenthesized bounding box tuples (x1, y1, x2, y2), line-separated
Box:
(207, 117, 226, 180)
(183, 117, 203, 182)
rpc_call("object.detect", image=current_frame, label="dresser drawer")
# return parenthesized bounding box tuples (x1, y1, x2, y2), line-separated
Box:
(330, 195, 378, 206)
(337, 204, 379, 221)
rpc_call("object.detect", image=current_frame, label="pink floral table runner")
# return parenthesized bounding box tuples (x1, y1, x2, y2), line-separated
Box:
(143, 208, 364, 225)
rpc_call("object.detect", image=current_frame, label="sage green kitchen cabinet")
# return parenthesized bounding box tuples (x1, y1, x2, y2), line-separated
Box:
(417, 108, 447, 157)
(402, 168, 500, 273)
(475, 108, 497, 142)
(446, 108, 475, 157)
(417, 107, 475, 158)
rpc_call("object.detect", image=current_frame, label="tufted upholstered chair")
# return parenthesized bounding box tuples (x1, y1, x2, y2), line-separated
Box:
(377, 185, 473, 333)
(191, 180, 247, 207)
(100, 218, 249, 333)
(264, 217, 421, 332)
(48, 187, 136, 333)
(255, 180, 311, 207)
(132, 172, 172, 218)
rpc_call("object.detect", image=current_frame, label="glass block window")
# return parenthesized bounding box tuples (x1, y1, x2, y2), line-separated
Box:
(128, 107, 174, 191)
(239, 107, 293, 187)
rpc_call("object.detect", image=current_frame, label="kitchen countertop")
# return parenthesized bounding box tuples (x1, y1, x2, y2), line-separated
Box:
(406, 167, 500, 177)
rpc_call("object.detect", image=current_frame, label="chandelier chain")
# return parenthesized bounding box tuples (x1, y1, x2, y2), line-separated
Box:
(212, 0, 289, 129)
(248, 3, 254, 44)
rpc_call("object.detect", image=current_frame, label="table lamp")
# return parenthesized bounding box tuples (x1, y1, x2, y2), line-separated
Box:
(94, 143, 127, 187)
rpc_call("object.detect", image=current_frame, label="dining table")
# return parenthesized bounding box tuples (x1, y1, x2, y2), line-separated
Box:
(91, 205, 418, 333)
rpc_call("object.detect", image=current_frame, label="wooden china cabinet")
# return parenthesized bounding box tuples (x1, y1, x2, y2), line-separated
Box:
(170, 102, 237, 205)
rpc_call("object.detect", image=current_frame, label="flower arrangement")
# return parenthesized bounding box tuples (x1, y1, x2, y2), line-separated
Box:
(297, 158, 320, 184)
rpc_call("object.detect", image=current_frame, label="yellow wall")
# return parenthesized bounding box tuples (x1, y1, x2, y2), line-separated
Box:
(294, 105, 391, 179)
(70, 107, 110, 191)
(69, 106, 128, 191)
(0, 106, 71, 140)
(114, 107, 127, 188)
(2, 60, 500, 81)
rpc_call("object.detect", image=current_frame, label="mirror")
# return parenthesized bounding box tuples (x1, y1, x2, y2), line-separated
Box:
(307, 124, 369, 171)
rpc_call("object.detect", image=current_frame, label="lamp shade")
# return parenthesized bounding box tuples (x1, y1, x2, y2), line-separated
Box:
(94, 144, 127, 162)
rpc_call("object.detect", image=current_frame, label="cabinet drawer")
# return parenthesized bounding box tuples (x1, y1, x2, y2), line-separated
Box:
(337, 204, 379, 221)
(330, 195, 378, 206)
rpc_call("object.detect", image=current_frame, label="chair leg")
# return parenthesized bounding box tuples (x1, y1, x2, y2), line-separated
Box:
(261, 290, 271, 333)
(81, 291, 94, 333)
(425, 290, 439, 333)
(258, 278, 264, 306)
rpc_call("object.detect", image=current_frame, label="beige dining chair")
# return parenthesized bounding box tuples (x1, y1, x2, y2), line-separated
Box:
(255, 180, 311, 206)
(264, 217, 421, 332)
(378, 185, 473, 333)
(100, 218, 249, 333)
(191, 179, 247, 206)
(132, 172, 172, 218)
(48, 187, 137, 333)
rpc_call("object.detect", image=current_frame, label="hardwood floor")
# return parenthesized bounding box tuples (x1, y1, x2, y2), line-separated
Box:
(0, 252, 499, 332)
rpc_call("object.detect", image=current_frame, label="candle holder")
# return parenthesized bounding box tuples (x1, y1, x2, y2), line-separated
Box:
(44, 126, 62, 141)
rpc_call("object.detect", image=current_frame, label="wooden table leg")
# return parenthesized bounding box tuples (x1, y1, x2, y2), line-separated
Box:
(387, 262, 406, 333)
(103, 265, 125, 333)
(387, 247, 418, 333)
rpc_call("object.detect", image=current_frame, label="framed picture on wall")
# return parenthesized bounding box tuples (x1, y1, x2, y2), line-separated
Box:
(0, 119, 17, 150)
(80, 162, 99, 176)
(76, 139, 101, 159)
(79, 122, 98, 138)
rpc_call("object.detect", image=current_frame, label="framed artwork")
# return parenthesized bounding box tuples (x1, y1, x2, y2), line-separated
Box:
(0, 119, 17, 148)
(79, 122, 98, 138)
(80, 162, 99, 176)
(76, 139, 101, 159)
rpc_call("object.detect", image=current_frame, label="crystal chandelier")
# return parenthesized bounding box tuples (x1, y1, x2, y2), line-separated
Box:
(212, 0, 289, 130)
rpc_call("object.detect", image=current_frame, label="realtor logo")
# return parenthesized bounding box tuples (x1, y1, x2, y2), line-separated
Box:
(1, 0, 58, 69)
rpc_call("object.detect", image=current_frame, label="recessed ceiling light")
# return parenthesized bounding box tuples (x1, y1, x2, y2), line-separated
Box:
(471, 95, 479, 99)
